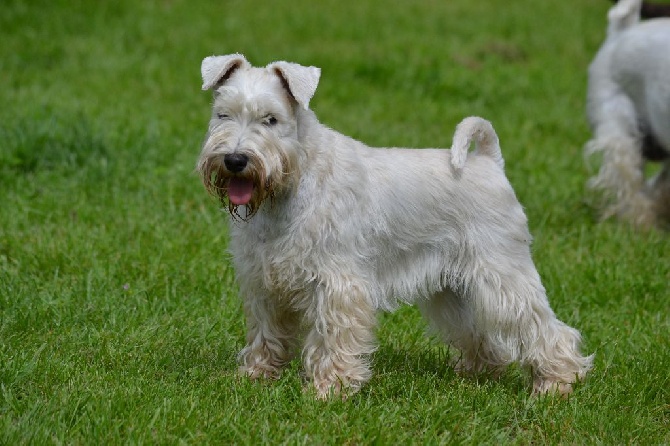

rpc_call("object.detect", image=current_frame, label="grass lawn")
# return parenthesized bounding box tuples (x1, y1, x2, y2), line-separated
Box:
(1, 0, 669, 443)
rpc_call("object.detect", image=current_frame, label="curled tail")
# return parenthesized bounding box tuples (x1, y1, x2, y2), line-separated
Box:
(607, 0, 641, 37)
(450, 116, 504, 170)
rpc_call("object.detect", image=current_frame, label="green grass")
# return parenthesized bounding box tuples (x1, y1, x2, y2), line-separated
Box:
(1, 0, 669, 443)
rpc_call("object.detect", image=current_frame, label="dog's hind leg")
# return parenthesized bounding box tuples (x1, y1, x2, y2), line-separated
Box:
(465, 264, 593, 395)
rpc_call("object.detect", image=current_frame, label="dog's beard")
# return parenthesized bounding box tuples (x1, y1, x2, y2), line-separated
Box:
(198, 153, 275, 221)
(197, 125, 302, 220)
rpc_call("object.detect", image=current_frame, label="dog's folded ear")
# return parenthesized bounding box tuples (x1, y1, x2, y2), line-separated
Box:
(267, 61, 321, 110)
(201, 53, 251, 90)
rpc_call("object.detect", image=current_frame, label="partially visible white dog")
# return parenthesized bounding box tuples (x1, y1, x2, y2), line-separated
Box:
(197, 53, 593, 399)
(586, 0, 670, 228)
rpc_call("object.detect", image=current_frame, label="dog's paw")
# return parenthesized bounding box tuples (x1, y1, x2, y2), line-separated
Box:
(532, 378, 574, 398)
(453, 356, 506, 379)
(238, 364, 282, 380)
(614, 192, 659, 229)
(309, 377, 361, 401)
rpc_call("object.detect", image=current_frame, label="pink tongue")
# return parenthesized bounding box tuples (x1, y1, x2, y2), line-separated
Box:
(227, 177, 254, 205)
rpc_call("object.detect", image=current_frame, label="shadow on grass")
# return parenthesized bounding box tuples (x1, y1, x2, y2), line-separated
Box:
(366, 342, 530, 400)
(0, 112, 109, 175)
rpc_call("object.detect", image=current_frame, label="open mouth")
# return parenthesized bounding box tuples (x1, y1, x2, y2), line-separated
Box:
(227, 177, 254, 205)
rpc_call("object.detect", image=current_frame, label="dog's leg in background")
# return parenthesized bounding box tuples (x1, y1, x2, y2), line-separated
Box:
(302, 280, 378, 399)
(418, 288, 509, 377)
(237, 286, 302, 379)
(586, 0, 670, 228)
(585, 94, 656, 226)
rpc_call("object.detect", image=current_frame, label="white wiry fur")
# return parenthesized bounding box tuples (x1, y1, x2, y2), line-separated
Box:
(197, 53, 593, 399)
(586, 0, 670, 228)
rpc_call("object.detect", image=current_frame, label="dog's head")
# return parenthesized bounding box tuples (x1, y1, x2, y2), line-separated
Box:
(197, 53, 321, 220)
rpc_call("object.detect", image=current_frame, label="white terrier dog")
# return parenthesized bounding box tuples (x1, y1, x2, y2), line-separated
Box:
(197, 53, 593, 398)
(586, 0, 670, 228)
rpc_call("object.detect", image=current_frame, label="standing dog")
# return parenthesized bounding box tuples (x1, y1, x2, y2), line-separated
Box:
(197, 53, 593, 398)
(586, 0, 670, 227)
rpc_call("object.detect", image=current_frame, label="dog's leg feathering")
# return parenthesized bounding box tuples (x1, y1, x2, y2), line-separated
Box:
(468, 266, 593, 396)
(302, 280, 377, 399)
(237, 289, 301, 380)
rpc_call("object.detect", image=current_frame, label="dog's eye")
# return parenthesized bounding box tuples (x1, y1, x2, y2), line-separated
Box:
(262, 115, 278, 126)
(216, 113, 231, 120)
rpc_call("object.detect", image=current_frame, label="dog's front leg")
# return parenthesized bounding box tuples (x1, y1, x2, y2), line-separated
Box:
(237, 291, 300, 380)
(302, 281, 378, 399)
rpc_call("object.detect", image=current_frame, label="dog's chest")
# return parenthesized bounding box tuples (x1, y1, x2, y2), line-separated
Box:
(229, 215, 317, 298)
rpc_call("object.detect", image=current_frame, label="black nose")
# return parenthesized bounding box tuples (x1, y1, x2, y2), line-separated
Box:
(223, 153, 248, 173)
